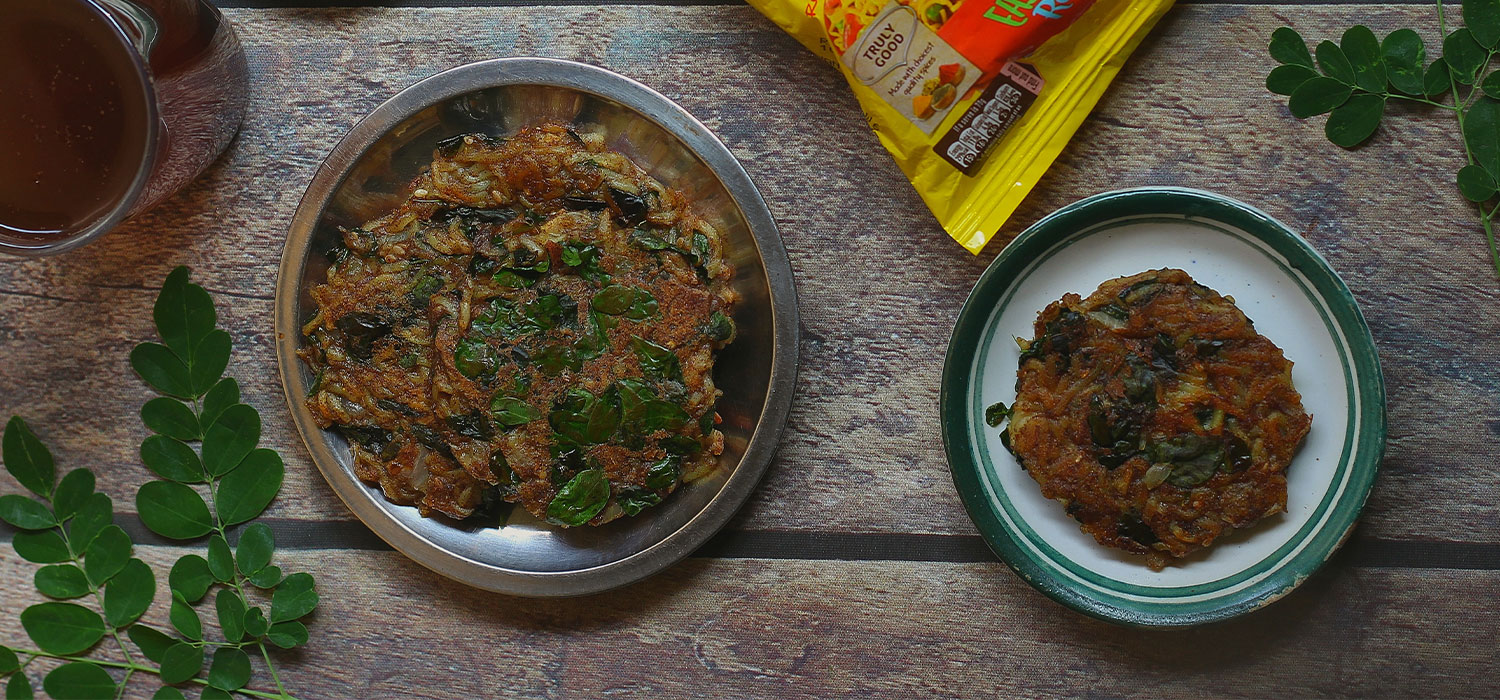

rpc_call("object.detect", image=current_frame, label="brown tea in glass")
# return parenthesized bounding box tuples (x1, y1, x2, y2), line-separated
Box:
(0, 0, 249, 256)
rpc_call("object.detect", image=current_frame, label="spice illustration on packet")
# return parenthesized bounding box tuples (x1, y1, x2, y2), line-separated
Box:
(836, 5, 984, 133)
(749, 0, 1174, 251)
(834, 0, 1085, 134)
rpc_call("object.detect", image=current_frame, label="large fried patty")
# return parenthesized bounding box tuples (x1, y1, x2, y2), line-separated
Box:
(301, 123, 737, 526)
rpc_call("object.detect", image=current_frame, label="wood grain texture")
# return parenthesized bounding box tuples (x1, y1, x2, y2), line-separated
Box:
(1, 8, 1499, 695)
(1, 4, 1492, 541)
(2, 547, 1499, 698)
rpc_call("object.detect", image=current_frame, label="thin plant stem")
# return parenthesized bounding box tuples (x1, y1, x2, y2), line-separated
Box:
(1482, 208, 1500, 278)
(54, 513, 140, 679)
(1440, 42, 1500, 281)
(8, 408, 296, 700)
(197, 639, 253, 649)
(209, 467, 294, 700)
(115, 667, 135, 700)
(255, 641, 289, 699)
(1386, 93, 1460, 110)
(6, 648, 288, 700)
(6, 649, 138, 671)
(90, 579, 137, 671)
(1452, 81, 1475, 163)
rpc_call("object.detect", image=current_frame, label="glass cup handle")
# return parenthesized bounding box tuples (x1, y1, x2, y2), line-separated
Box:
(92, 0, 160, 60)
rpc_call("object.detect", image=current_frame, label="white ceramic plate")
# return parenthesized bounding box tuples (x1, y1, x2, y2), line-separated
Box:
(942, 188, 1385, 626)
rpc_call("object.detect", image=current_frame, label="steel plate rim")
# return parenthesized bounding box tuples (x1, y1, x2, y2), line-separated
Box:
(275, 57, 800, 597)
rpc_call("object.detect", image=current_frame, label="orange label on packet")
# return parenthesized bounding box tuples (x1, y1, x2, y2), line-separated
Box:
(939, 0, 1098, 72)
(830, 0, 1090, 136)
(756, 0, 1174, 252)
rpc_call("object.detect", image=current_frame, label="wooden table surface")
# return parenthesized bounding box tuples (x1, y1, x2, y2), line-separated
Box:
(4, 1, 1500, 697)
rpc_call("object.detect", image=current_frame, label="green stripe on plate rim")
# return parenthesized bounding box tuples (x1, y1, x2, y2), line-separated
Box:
(941, 187, 1386, 627)
(972, 215, 1355, 598)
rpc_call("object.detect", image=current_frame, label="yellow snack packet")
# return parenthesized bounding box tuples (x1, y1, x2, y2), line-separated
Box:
(747, 0, 1175, 252)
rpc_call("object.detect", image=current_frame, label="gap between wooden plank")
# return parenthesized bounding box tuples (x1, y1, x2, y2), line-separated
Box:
(4, 518, 1497, 570)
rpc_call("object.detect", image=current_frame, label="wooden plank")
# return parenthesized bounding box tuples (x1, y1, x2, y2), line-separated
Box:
(215, 0, 1446, 7)
(1, 548, 1497, 698)
(0, 6, 1495, 547)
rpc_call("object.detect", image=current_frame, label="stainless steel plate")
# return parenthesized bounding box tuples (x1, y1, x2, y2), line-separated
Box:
(275, 58, 799, 597)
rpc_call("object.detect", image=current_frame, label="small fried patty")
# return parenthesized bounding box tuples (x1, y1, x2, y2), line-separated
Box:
(1004, 269, 1311, 569)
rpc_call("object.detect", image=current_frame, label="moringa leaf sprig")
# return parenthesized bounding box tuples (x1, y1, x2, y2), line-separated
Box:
(0, 267, 316, 699)
(1264, 0, 1500, 281)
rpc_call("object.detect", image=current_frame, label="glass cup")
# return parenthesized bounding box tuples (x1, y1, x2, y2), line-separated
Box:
(0, 0, 249, 256)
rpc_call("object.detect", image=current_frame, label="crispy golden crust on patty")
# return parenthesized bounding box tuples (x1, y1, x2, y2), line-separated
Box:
(299, 123, 737, 525)
(1006, 269, 1311, 569)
